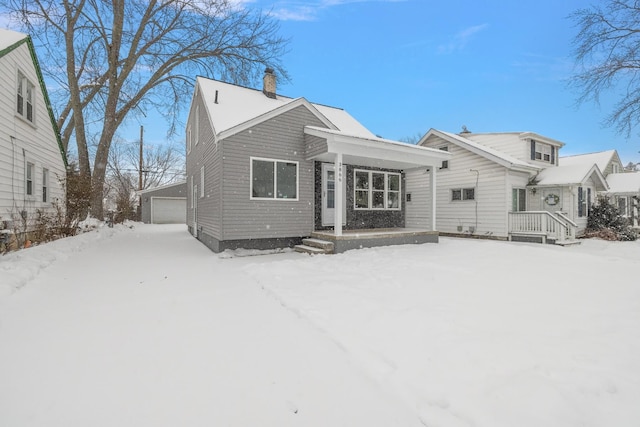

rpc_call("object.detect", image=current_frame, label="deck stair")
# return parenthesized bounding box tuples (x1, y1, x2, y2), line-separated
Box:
(294, 237, 335, 255)
(509, 211, 580, 246)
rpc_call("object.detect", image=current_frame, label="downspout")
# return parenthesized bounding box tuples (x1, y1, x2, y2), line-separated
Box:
(470, 169, 479, 233)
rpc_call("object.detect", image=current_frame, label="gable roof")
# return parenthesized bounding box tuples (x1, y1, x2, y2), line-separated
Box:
(560, 150, 619, 172)
(195, 76, 376, 141)
(533, 163, 608, 190)
(464, 131, 565, 148)
(0, 28, 68, 167)
(419, 129, 539, 172)
(606, 172, 640, 194)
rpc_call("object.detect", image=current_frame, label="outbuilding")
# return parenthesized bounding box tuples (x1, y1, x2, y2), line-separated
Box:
(139, 181, 187, 224)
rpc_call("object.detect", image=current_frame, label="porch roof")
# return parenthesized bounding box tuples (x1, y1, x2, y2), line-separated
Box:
(606, 172, 640, 195)
(304, 126, 451, 170)
(532, 163, 608, 191)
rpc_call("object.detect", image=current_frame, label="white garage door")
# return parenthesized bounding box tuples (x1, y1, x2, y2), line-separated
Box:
(151, 197, 186, 224)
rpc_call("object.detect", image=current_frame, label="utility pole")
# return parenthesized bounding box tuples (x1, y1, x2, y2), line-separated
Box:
(139, 125, 144, 191)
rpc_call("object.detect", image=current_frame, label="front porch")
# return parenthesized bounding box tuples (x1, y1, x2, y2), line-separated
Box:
(295, 228, 439, 254)
(508, 211, 580, 245)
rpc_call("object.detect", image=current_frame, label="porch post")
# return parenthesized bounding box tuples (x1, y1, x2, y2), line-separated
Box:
(430, 166, 437, 231)
(334, 152, 343, 236)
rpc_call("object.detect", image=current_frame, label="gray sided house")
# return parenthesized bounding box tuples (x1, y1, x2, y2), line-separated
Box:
(185, 71, 450, 254)
(139, 181, 187, 224)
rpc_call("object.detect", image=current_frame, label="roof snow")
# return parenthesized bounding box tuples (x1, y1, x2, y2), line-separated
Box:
(606, 172, 640, 194)
(196, 76, 375, 140)
(0, 28, 28, 50)
(561, 150, 617, 171)
(432, 129, 538, 171)
(534, 163, 607, 190)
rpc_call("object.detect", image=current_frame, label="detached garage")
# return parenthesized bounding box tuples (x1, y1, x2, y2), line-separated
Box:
(139, 181, 187, 224)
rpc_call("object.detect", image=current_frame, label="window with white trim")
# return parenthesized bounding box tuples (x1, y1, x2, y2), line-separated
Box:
(439, 146, 449, 169)
(17, 71, 35, 123)
(535, 141, 552, 162)
(194, 105, 199, 145)
(354, 169, 401, 210)
(251, 157, 298, 200)
(200, 166, 204, 198)
(512, 188, 526, 212)
(451, 187, 475, 201)
(42, 168, 49, 202)
(190, 175, 194, 208)
(26, 162, 34, 196)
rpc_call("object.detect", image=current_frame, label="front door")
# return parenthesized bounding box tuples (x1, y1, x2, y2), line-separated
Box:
(542, 188, 562, 213)
(321, 163, 346, 226)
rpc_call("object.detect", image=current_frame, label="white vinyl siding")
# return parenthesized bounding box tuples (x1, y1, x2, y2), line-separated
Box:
(421, 134, 518, 237)
(0, 37, 66, 223)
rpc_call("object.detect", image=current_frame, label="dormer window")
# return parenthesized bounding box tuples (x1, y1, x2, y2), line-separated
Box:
(531, 140, 555, 164)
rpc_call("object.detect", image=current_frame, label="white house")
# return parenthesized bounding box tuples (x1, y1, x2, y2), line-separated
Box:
(562, 150, 639, 227)
(0, 29, 67, 235)
(418, 129, 608, 244)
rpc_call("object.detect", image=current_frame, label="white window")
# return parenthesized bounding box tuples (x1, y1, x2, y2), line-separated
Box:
(26, 162, 34, 196)
(17, 71, 35, 123)
(194, 105, 199, 145)
(42, 168, 49, 202)
(512, 188, 526, 212)
(439, 146, 449, 169)
(535, 142, 552, 162)
(200, 166, 204, 198)
(354, 169, 401, 210)
(451, 187, 475, 201)
(190, 175, 194, 208)
(618, 196, 628, 215)
(251, 157, 298, 200)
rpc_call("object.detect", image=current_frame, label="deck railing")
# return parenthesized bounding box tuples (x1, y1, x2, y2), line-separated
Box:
(509, 211, 576, 241)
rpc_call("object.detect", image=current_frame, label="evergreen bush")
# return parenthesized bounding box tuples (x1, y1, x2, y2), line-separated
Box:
(585, 197, 637, 241)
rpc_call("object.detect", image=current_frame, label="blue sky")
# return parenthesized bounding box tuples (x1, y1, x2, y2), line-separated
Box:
(4, 0, 640, 165)
(250, 0, 640, 164)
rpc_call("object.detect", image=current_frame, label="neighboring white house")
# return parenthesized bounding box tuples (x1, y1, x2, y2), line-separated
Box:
(0, 29, 67, 235)
(562, 150, 639, 227)
(418, 129, 608, 244)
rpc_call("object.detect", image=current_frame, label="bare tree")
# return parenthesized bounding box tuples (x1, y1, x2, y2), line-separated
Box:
(570, 0, 640, 137)
(106, 136, 185, 221)
(4, 0, 289, 218)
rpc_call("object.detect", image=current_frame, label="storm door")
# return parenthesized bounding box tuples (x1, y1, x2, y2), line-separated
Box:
(321, 163, 346, 226)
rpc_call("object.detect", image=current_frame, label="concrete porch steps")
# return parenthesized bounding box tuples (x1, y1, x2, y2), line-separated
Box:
(294, 238, 335, 255)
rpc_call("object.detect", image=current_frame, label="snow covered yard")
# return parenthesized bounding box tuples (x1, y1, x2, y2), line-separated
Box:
(1, 224, 639, 426)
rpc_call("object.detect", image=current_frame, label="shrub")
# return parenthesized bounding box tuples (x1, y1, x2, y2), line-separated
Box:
(586, 197, 637, 241)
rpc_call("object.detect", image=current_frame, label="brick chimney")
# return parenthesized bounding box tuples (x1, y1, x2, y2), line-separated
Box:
(263, 67, 276, 99)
